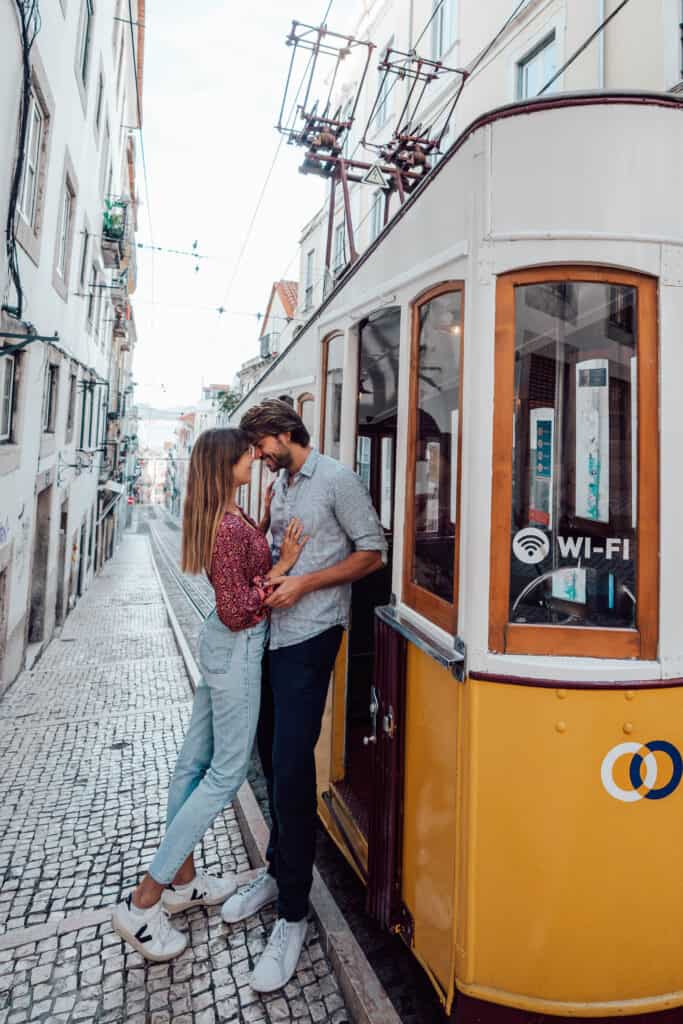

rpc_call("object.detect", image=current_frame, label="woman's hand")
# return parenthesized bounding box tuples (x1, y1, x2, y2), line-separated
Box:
(258, 482, 275, 533)
(276, 517, 309, 571)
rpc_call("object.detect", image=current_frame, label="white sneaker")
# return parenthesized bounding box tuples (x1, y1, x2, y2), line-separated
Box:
(221, 869, 278, 924)
(112, 894, 188, 962)
(161, 869, 238, 914)
(249, 917, 308, 993)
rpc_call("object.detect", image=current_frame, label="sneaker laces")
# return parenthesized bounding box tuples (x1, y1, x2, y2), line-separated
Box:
(264, 919, 289, 959)
(239, 871, 271, 897)
(150, 903, 174, 943)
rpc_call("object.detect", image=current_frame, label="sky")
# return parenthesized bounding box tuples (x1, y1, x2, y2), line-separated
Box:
(131, 0, 362, 410)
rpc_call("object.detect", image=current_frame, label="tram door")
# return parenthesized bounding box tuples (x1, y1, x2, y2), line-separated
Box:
(336, 308, 400, 838)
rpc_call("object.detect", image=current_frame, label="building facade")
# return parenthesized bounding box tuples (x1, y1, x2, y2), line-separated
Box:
(0, 0, 144, 693)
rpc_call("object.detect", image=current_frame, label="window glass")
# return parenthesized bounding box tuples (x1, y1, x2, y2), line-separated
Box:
(19, 97, 43, 225)
(518, 33, 558, 98)
(409, 290, 462, 603)
(1, 357, 15, 441)
(322, 335, 344, 459)
(509, 281, 637, 630)
(333, 222, 346, 273)
(56, 185, 73, 278)
(299, 397, 315, 438)
(356, 308, 400, 527)
(432, 0, 456, 59)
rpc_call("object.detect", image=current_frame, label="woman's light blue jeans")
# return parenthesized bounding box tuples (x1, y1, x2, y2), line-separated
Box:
(148, 609, 268, 885)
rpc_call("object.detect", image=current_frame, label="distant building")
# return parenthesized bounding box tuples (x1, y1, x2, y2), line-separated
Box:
(235, 281, 298, 397)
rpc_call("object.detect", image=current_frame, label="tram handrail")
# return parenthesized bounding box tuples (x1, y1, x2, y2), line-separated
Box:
(375, 603, 465, 680)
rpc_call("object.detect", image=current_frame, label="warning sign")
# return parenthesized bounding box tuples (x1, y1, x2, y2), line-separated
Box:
(362, 163, 389, 188)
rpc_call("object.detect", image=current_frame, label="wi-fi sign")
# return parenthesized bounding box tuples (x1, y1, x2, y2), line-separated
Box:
(513, 528, 550, 565)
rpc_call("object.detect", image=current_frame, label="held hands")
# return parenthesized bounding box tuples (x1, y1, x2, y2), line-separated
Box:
(264, 574, 308, 609)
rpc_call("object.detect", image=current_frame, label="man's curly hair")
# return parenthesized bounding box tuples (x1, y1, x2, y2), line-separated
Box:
(240, 398, 311, 446)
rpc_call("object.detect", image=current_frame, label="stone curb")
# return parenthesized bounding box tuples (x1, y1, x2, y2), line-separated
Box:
(0, 869, 261, 953)
(149, 537, 401, 1024)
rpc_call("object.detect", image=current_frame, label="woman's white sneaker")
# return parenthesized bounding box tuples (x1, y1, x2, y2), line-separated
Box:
(249, 918, 308, 993)
(162, 869, 238, 914)
(221, 870, 278, 924)
(112, 894, 187, 962)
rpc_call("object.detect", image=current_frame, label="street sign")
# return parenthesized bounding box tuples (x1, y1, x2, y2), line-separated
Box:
(362, 163, 389, 188)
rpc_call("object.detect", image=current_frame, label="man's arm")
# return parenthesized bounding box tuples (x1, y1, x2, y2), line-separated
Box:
(265, 550, 382, 610)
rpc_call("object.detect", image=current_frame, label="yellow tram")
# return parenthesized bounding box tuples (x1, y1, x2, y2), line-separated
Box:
(235, 92, 683, 1019)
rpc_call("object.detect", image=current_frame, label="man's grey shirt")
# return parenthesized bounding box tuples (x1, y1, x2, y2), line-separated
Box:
(268, 448, 388, 650)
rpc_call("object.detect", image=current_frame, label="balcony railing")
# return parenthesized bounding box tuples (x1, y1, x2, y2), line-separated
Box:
(101, 197, 129, 269)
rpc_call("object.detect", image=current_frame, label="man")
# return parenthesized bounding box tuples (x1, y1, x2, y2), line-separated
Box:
(222, 398, 386, 992)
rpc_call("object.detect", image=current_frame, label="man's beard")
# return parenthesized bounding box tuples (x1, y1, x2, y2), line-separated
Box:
(265, 445, 291, 471)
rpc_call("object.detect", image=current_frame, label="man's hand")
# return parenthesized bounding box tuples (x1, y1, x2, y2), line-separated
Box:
(264, 575, 309, 610)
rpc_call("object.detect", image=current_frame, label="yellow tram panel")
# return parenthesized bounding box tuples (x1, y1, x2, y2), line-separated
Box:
(401, 644, 459, 997)
(458, 678, 683, 1016)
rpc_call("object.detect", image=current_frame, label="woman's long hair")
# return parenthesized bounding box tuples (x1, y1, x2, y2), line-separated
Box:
(181, 428, 250, 575)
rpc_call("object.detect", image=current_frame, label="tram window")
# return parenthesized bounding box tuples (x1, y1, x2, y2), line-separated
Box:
(404, 284, 464, 633)
(321, 333, 344, 459)
(297, 393, 315, 441)
(490, 269, 658, 659)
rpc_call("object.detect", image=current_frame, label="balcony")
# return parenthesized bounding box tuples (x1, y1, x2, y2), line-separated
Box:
(113, 305, 130, 348)
(101, 197, 129, 269)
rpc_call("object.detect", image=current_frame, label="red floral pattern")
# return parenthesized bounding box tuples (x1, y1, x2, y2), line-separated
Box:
(209, 511, 272, 631)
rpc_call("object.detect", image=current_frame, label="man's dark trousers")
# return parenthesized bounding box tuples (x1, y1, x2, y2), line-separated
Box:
(256, 626, 343, 922)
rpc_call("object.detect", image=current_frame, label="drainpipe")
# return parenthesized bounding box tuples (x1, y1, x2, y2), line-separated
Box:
(597, 0, 606, 87)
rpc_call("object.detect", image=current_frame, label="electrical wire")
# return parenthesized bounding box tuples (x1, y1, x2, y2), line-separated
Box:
(3, 1, 41, 320)
(218, 0, 337, 316)
(538, 0, 635, 95)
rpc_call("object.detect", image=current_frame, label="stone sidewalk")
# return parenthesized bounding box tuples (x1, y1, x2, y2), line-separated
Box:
(0, 534, 349, 1024)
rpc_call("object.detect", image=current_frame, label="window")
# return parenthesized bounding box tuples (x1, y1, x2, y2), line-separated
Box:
(431, 0, 457, 60)
(321, 333, 344, 459)
(42, 364, 59, 433)
(375, 39, 394, 131)
(66, 371, 77, 440)
(333, 222, 346, 274)
(357, 308, 400, 531)
(297, 393, 315, 440)
(18, 93, 44, 227)
(55, 180, 74, 279)
(489, 267, 658, 659)
(518, 33, 558, 99)
(79, 227, 89, 288)
(404, 283, 464, 632)
(95, 73, 104, 131)
(100, 121, 110, 196)
(87, 264, 99, 325)
(304, 249, 315, 311)
(369, 190, 383, 242)
(0, 356, 16, 442)
(115, 34, 125, 100)
(78, 0, 94, 85)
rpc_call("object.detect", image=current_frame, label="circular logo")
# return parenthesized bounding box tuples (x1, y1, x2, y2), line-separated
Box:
(601, 740, 683, 802)
(512, 527, 550, 565)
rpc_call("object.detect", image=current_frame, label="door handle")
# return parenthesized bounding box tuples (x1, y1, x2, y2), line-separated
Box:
(382, 705, 395, 740)
(363, 685, 379, 746)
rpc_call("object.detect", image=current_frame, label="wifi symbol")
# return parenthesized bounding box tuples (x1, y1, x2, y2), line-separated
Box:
(513, 528, 550, 565)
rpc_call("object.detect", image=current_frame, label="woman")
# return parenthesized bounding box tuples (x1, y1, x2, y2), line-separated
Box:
(112, 428, 306, 962)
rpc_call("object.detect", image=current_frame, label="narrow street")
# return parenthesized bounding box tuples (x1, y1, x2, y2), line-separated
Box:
(0, 531, 349, 1024)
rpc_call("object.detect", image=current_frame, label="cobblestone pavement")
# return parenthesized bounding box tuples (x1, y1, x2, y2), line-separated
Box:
(0, 533, 350, 1023)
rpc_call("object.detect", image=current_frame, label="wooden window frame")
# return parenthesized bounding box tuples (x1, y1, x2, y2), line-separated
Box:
(489, 265, 659, 660)
(402, 281, 465, 635)
(319, 332, 343, 455)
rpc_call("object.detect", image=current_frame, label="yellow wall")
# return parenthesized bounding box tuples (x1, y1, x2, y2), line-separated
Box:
(402, 645, 459, 996)
(460, 680, 683, 1016)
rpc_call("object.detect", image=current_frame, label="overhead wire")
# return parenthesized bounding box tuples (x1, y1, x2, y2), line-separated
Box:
(538, 0, 635, 94)
(218, 0, 337, 316)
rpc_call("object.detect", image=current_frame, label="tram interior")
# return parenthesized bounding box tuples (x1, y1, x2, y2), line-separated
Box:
(338, 308, 400, 834)
(510, 281, 637, 629)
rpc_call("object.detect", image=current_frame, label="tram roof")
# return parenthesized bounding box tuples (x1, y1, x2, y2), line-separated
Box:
(232, 90, 683, 419)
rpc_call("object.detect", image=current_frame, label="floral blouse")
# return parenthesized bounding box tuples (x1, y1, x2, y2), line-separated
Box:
(209, 510, 272, 631)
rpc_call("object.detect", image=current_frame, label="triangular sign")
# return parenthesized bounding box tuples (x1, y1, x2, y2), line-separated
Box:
(362, 162, 389, 188)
